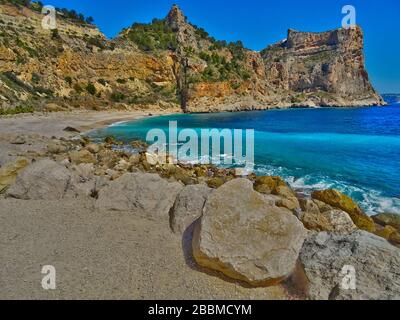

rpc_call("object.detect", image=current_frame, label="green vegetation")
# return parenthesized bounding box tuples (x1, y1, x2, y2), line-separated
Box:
(85, 82, 97, 95)
(110, 92, 125, 102)
(116, 78, 127, 84)
(0, 104, 34, 115)
(64, 76, 72, 86)
(73, 83, 83, 93)
(196, 51, 251, 82)
(125, 18, 177, 52)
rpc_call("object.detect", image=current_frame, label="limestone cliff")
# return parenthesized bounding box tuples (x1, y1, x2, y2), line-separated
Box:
(0, 2, 384, 114)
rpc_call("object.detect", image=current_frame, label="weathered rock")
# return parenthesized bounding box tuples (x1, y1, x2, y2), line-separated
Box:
(299, 231, 400, 300)
(276, 196, 300, 211)
(69, 150, 97, 165)
(47, 141, 68, 154)
(312, 189, 375, 232)
(323, 210, 357, 234)
(170, 184, 212, 234)
(0, 157, 29, 193)
(313, 199, 334, 213)
(6, 159, 73, 200)
(301, 211, 332, 232)
(299, 198, 321, 215)
(372, 213, 400, 232)
(193, 178, 307, 286)
(253, 176, 286, 194)
(206, 177, 225, 189)
(86, 143, 100, 154)
(96, 172, 183, 222)
(10, 135, 26, 145)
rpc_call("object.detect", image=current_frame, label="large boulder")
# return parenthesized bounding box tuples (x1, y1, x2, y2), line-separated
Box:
(170, 184, 212, 234)
(193, 178, 307, 286)
(96, 172, 183, 222)
(299, 231, 400, 300)
(0, 157, 29, 193)
(7, 159, 73, 200)
(312, 189, 375, 232)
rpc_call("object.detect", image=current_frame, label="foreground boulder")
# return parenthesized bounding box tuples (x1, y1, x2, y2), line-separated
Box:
(193, 178, 307, 286)
(7, 159, 73, 200)
(96, 172, 183, 222)
(170, 184, 212, 234)
(0, 157, 29, 193)
(312, 189, 375, 232)
(299, 231, 400, 300)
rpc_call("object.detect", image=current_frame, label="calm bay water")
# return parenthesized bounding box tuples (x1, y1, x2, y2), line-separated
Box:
(88, 105, 400, 215)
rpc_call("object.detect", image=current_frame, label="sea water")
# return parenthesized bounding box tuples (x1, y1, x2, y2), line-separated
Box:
(88, 105, 400, 215)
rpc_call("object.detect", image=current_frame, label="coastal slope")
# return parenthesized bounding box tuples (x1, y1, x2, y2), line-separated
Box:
(0, 2, 383, 114)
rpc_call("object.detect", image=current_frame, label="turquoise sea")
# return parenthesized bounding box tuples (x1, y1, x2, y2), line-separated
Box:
(88, 104, 400, 215)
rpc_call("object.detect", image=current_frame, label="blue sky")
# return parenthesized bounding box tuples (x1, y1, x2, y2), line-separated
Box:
(46, 0, 400, 93)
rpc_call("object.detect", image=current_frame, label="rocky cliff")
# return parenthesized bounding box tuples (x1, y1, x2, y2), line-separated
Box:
(0, 2, 384, 114)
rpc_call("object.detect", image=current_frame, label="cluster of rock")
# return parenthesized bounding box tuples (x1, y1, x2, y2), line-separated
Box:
(0, 134, 399, 299)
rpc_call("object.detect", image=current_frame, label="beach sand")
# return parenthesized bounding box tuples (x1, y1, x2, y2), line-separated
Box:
(0, 111, 290, 300)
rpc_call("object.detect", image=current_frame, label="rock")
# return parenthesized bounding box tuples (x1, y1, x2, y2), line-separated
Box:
(0, 157, 29, 193)
(253, 176, 286, 194)
(389, 232, 400, 247)
(206, 177, 225, 189)
(114, 159, 131, 171)
(98, 149, 119, 168)
(299, 231, 400, 300)
(313, 199, 334, 213)
(71, 163, 95, 181)
(63, 127, 80, 133)
(170, 184, 212, 234)
(128, 154, 141, 166)
(276, 196, 300, 211)
(299, 198, 321, 215)
(10, 135, 26, 145)
(372, 213, 400, 232)
(312, 189, 375, 232)
(6, 159, 73, 200)
(69, 150, 97, 165)
(47, 141, 68, 154)
(323, 210, 357, 234)
(96, 172, 183, 222)
(193, 178, 307, 286)
(301, 211, 332, 232)
(173, 167, 196, 185)
(86, 143, 100, 154)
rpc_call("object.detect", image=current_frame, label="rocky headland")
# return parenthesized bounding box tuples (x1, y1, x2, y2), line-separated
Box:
(0, 2, 384, 115)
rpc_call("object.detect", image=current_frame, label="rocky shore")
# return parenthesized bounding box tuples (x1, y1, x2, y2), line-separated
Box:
(0, 114, 399, 299)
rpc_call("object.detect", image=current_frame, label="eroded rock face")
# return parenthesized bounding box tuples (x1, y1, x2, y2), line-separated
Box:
(193, 178, 307, 286)
(96, 172, 183, 222)
(299, 231, 400, 300)
(170, 184, 212, 234)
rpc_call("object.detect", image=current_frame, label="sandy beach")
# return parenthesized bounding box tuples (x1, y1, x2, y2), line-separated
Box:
(0, 111, 291, 300)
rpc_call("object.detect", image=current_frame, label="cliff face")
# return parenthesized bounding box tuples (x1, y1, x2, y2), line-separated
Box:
(0, 3, 384, 114)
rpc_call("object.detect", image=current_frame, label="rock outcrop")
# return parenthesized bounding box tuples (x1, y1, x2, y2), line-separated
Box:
(192, 178, 307, 286)
(0, 3, 383, 114)
(299, 231, 400, 300)
(96, 172, 183, 223)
